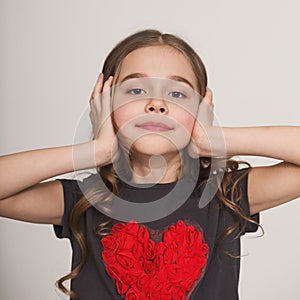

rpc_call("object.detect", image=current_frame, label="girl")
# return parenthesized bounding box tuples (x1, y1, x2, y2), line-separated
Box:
(1, 29, 300, 300)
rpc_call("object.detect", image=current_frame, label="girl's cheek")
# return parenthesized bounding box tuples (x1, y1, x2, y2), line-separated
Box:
(175, 112, 196, 134)
(112, 103, 141, 128)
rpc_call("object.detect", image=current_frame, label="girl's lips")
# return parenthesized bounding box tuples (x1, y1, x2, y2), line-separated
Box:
(137, 121, 172, 132)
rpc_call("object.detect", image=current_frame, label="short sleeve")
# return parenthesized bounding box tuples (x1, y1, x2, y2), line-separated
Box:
(53, 178, 83, 239)
(235, 168, 260, 234)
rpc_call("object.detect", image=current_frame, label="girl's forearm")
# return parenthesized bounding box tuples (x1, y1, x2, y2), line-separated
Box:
(222, 126, 300, 165)
(0, 141, 100, 199)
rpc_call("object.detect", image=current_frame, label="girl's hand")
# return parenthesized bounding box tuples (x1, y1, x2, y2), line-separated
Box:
(89, 73, 119, 167)
(187, 88, 225, 158)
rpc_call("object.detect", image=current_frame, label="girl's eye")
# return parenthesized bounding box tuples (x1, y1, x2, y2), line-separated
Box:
(127, 88, 146, 95)
(168, 91, 186, 99)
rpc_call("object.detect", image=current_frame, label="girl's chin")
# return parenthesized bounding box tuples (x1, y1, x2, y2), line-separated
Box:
(125, 136, 188, 156)
(115, 125, 192, 153)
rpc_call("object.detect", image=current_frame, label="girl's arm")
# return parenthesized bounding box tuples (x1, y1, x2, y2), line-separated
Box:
(0, 74, 115, 224)
(223, 126, 300, 215)
(224, 126, 300, 166)
(188, 89, 300, 215)
(0, 180, 65, 225)
(0, 141, 104, 224)
(0, 142, 98, 200)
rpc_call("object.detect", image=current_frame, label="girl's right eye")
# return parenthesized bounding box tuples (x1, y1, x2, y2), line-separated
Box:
(127, 88, 146, 95)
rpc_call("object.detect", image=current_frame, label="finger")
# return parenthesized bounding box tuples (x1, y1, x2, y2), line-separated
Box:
(102, 75, 114, 93)
(97, 76, 114, 131)
(196, 99, 214, 127)
(89, 75, 114, 138)
(90, 73, 104, 102)
(96, 78, 115, 140)
(90, 75, 113, 117)
(202, 87, 213, 105)
(101, 76, 114, 111)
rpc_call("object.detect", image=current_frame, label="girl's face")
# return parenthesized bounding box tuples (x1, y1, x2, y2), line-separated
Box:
(112, 45, 201, 156)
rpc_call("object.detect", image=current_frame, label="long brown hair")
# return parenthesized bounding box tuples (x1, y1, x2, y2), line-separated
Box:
(56, 29, 258, 299)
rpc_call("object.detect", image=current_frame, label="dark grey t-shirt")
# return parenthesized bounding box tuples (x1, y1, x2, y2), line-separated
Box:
(53, 168, 259, 300)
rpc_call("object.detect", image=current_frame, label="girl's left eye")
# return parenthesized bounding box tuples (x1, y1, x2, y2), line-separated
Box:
(127, 88, 146, 95)
(168, 91, 186, 99)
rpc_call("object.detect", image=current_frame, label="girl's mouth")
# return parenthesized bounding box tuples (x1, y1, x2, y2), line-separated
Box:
(137, 121, 173, 132)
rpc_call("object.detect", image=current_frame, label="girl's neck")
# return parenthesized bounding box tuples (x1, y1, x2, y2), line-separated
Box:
(130, 152, 181, 184)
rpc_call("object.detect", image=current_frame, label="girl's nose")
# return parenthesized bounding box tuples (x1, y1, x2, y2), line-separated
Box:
(145, 99, 169, 114)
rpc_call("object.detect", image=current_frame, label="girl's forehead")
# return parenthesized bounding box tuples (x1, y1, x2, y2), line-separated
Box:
(117, 46, 197, 88)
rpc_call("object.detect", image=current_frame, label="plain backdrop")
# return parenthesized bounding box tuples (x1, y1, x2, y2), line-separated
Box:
(1, 0, 299, 299)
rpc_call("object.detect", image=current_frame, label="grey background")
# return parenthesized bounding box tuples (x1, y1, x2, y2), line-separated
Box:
(0, 0, 299, 299)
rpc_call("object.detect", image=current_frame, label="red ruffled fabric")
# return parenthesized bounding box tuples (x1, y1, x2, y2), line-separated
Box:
(101, 220, 209, 300)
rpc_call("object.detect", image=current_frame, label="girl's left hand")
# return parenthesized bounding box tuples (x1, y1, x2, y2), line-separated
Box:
(187, 88, 219, 158)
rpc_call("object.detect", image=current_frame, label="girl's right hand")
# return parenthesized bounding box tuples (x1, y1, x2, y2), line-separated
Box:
(89, 73, 119, 167)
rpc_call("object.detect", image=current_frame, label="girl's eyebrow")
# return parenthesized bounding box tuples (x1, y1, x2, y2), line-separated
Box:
(119, 72, 195, 90)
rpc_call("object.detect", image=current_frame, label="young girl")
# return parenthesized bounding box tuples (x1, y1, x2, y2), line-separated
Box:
(1, 29, 300, 300)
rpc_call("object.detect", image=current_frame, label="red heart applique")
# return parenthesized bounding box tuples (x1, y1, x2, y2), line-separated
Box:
(101, 220, 209, 300)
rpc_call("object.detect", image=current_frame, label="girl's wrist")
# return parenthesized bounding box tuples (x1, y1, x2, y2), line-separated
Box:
(195, 126, 228, 157)
(222, 126, 254, 157)
(92, 140, 114, 168)
(196, 126, 252, 158)
(222, 126, 280, 158)
(72, 140, 115, 170)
